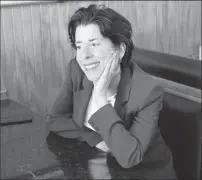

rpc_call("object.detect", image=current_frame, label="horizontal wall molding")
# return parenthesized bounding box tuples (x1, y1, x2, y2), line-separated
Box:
(0, 1, 57, 7)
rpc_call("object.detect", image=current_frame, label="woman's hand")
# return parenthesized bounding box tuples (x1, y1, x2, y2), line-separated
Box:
(96, 141, 111, 153)
(93, 51, 120, 108)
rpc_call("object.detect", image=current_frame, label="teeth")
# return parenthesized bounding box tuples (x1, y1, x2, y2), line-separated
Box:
(85, 63, 99, 69)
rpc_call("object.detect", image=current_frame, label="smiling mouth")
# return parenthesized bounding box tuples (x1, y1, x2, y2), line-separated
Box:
(84, 62, 100, 70)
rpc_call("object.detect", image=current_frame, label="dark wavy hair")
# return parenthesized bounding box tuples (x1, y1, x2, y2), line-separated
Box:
(68, 4, 134, 68)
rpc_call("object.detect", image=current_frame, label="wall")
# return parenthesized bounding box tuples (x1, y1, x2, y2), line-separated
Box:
(1, 1, 201, 115)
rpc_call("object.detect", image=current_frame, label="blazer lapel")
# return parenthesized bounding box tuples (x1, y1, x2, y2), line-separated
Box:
(73, 75, 93, 128)
(114, 66, 133, 120)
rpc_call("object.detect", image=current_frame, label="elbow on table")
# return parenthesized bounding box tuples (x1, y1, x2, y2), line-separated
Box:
(117, 150, 143, 169)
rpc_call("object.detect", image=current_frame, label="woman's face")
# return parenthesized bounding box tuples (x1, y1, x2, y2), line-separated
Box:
(75, 24, 119, 82)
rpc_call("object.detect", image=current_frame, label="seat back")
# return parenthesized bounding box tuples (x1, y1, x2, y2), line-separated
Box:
(158, 91, 201, 179)
(133, 48, 201, 89)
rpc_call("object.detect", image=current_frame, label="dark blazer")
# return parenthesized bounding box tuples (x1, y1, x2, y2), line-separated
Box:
(47, 58, 177, 178)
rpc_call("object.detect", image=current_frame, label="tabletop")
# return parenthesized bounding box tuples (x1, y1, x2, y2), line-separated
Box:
(1, 99, 147, 179)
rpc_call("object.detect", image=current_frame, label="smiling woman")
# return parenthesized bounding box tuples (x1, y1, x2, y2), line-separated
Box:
(47, 4, 177, 179)
(75, 24, 121, 83)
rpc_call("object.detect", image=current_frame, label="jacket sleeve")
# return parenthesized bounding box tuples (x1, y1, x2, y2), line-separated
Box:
(47, 59, 102, 146)
(88, 85, 164, 168)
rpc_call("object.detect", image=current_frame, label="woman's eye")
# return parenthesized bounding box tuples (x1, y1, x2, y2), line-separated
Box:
(76, 46, 81, 50)
(91, 43, 99, 47)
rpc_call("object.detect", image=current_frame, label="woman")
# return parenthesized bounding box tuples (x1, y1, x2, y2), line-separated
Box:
(47, 4, 177, 179)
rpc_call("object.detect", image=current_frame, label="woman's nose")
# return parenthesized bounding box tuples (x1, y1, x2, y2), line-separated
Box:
(82, 45, 93, 60)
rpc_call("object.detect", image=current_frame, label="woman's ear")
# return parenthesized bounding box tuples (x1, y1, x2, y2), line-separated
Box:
(119, 42, 126, 60)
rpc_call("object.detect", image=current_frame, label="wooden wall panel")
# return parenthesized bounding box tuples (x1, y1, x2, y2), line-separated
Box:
(1, 1, 201, 115)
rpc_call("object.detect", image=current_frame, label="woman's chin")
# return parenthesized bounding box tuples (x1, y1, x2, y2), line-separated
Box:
(86, 74, 100, 83)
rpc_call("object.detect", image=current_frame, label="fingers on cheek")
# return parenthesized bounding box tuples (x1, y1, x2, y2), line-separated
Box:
(112, 57, 118, 72)
(103, 62, 110, 77)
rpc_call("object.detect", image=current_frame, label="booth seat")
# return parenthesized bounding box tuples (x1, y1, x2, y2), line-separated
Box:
(133, 48, 201, 179)
(158, 91, 201, 179)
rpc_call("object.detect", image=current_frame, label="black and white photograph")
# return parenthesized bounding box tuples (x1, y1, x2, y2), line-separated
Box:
(0, 1, 201, 179)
